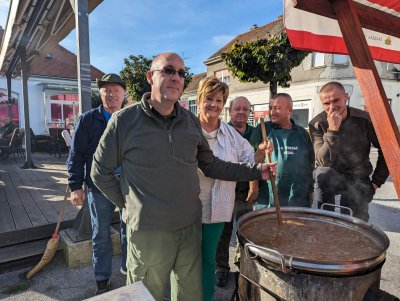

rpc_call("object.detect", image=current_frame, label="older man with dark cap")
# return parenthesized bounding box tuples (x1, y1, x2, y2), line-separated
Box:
(67, 73, 127, 295)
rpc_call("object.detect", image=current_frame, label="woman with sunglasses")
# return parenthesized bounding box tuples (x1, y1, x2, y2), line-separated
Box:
(196, 76, 256, 301)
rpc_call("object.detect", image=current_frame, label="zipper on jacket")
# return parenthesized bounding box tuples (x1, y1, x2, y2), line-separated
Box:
(168, 131, 175, 156)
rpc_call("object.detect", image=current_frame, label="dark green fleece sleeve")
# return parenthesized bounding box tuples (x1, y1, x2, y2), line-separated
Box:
(90, 114, 124, 208)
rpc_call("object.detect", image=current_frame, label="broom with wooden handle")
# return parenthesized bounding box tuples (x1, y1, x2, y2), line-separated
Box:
(260, 117, 283, 225)
(26, 185, 70, 279)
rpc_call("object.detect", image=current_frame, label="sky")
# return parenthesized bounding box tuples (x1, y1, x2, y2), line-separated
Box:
(0, 0, 283, 75)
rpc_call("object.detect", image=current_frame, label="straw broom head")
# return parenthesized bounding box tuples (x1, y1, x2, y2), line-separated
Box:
(25, 186, 69, 279)
(26, 234, 59, 279)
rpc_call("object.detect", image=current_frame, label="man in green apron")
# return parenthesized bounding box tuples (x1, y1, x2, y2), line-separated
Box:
(250, 93, 314, 208)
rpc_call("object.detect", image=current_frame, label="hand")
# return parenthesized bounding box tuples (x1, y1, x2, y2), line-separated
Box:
(327, 106, 342, 131)
(259, 140, 273, 155)
(71, 188, 85, 206)
(255, 140, 273, 163)
(246, 189, 259, 202)
(260, 162, 277, 181)
(246, 180, 259, 202)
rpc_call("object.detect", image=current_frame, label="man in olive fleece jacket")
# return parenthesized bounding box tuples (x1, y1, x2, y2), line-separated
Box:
(309, 81, 389, 221)
(90, 52, 276, 301)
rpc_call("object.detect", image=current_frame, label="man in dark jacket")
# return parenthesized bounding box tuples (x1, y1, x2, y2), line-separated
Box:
(309, 81, 389, 221)
(67, 73, 127, 295)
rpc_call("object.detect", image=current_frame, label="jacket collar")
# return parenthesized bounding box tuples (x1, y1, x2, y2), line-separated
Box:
(141, 92, 182, 119)
(94, 105, 107, 122)
(271, 118, 298, 130)
(227, 121, 252, 137)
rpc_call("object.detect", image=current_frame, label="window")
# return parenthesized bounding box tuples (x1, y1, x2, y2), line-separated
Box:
(48, 94, 79, 128)
(312, 52, 325, 67)
(188, 100, 198, 116)
(214, 69, 231, 85)
(221, 76, 230, 85)
(247, 110, 254, 126)
(0, 88, 19, 126)
(291, 109, 310, 128)
(50, 103, 62, 121)
(332, 54, 349, 65)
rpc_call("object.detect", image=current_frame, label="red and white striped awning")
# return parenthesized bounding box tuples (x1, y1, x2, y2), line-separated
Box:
(284, 0, 400, 63)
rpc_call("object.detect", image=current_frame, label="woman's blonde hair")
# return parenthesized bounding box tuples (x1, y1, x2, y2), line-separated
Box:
(196, 76, 229, 106)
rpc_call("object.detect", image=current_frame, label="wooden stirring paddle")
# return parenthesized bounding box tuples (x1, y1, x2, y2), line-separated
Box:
(260, 117, 283, 225)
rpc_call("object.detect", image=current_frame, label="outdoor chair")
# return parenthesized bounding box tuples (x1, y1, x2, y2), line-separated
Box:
(30, 128, 52, 153)
(0, 128, 20, 160)
(13, 128, 25, 159)
(49, 128, 69, 159)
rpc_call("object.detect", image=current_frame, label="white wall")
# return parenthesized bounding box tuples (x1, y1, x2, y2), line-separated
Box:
(0, 76, 46, 134)
(0, 75, 99, 135)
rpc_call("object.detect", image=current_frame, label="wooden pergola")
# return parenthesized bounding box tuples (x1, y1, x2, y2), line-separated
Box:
(0, 0, 103, 242)
(0, 0, 102, 168)
(285, 0, 400, 198)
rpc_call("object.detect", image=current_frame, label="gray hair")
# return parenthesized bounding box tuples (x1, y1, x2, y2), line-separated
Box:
(228, 96, 251, 111)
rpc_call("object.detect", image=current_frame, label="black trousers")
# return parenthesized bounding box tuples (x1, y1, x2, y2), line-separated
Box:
(215, 190, 253, 271)
(314, 166, 375, 221)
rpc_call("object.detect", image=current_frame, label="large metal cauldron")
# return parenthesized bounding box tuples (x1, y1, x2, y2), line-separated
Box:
(237, 207, 394, 301)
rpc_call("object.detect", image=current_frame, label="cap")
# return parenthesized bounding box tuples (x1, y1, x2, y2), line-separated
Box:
(96, 73, 126, 90)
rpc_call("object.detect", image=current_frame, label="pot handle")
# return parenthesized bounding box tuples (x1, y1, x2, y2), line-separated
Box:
(244, 243, 289, 274)
(321, 203, 353, 216)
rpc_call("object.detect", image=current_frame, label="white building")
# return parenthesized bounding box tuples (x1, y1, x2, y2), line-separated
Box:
(0, 40, 103, 135)
(182, 17, 400, 128)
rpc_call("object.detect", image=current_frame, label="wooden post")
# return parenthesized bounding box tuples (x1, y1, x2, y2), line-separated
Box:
(75, 0, 92, 115)
(6, 73, 13, 120)
(331, 0, 400, 198)
(20, 46, 36, 169)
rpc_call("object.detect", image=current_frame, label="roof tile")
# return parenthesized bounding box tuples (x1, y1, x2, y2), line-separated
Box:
(205, 17, 284, 64)
(30, 44, 104, 80)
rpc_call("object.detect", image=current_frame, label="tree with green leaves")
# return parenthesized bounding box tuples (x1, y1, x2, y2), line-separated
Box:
(120, 55, 153, 103)
(120, 54, 193, 103)
(221, 32, 309, 96)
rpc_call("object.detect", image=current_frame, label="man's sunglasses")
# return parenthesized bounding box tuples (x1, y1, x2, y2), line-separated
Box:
(151, 67, 188, 79)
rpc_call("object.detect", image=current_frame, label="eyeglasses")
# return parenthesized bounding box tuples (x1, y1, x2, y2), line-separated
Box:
(151, 67, 188, 79)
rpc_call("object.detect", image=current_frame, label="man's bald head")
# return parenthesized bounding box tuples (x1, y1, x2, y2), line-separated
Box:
(270, 93, 293, 108)
(229, 96, 251, 112)
(146, 52, 186, 109)
(150, 52, 184, 71)
(269, 93, 293, 129)
(229, 96, 252, 130)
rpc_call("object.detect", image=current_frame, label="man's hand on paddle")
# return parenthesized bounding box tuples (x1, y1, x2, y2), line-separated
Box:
(260, 162, 277, 181)
(255, 140, 273, 163)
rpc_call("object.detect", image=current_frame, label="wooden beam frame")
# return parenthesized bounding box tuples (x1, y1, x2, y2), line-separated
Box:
(295, 0, 400, 39)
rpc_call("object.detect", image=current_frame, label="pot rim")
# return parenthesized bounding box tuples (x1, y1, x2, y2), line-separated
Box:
(237, 207, 390, 276)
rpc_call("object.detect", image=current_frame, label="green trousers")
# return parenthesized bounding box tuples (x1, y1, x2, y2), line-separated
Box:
(127, 220, 202, 301)
(202, 222, 225, 301)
